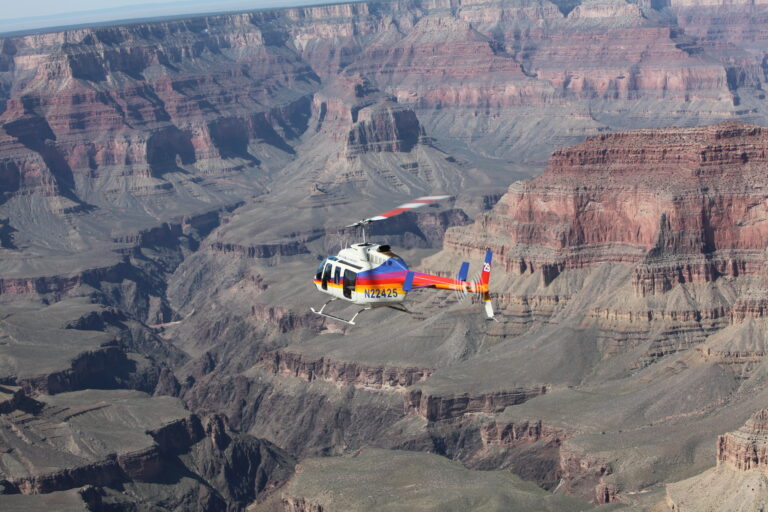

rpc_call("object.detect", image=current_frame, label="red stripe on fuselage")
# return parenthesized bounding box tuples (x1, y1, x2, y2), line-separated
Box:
(356, 270, 408, 286)
(356, 270, 485, 292)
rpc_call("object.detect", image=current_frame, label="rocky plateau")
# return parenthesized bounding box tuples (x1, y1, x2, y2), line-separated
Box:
(4, 0, 768, 510)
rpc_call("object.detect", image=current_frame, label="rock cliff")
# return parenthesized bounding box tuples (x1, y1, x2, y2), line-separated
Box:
(446, 122, 768, 283)
(664, 408, 768, 511)
(6, 0, 768, 510)
(0, 389, 293, 510)
(717, 408, 768, 471)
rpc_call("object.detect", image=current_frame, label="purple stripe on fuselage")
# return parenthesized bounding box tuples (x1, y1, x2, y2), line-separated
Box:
(356, 270, 408, 285)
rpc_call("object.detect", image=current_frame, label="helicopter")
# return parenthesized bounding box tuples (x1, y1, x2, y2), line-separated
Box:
(311, 196, 494, 325)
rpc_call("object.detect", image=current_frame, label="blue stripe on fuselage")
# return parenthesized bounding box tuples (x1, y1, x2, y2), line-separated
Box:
(357, 257, 409, 280)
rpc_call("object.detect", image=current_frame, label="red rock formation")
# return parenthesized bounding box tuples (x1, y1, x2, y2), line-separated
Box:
(0, 14, 316, 211)
(345, 101, 425, 156)
(717, 409, 768, 471)
(480, 419, 565, 447)
(308, 75, 429, 159)
(0, 261, 130, 296)
(249, 305, 324, 334)
(446, 122, 768, 295)
(532, 26, 729, 102)
(406, 387, 548, 422)
(258, 350, 433, 388)
(1, 414, 203, 494)
(281, 497, 325, 512)
(558, 445, 614, 504)
(210, 240, 309, 259)
(17, 346, 128, 396)
(730, 297, 768, 322)
(674, 1, 768, 53)
(350, 16, 550, 109)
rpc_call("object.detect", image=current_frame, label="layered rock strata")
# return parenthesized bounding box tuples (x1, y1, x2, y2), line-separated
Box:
(257, 350, 433, 389)
(5, 1, 768, 510)
(446, 122, 768, 289)
(259, 449, 598, 511)
(664, 408, 768, 511)
(0, 389, 293, 510)
(407, 387, 549, 422)
(717, 408, 768, 471)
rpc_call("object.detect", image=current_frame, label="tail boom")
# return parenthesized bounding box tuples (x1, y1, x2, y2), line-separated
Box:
(410, 248, 494, 318)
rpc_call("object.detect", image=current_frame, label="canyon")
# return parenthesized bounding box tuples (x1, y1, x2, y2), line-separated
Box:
(3, 0, 768, 510)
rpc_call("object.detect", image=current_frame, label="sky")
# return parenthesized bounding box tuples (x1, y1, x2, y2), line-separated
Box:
(0, 0, 338, 34)
(4, 0, 158, 19)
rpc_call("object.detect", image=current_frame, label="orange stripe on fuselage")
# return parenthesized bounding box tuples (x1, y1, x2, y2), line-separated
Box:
(314, 273, 488, 294)
(411, 273, 488, 293)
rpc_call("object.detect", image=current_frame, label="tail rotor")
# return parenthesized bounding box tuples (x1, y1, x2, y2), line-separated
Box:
(453, 249, 496, 320)
(480, 249, 495, 321)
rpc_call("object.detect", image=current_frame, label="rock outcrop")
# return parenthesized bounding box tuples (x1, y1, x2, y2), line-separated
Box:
(406, 387, 549, 422)
(7, 0, 768, 510)
(435, 121, 768, 365)
(345, 101, 425, 156)
(258, 350, 433, 389)
(0, 389, 293, 511)
(717, 408, 768, 471)
(664, 408, 768, 511)
(257, 449, 598, 512)
(446, 122, 768, 287)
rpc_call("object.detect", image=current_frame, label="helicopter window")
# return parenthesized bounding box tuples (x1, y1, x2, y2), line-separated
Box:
(333, 266, 341, 285)
(315, 261, 325, 280)
(338, 259, 362, 270)
(343, 269, 356, 299)
(321, 263, 332, 290)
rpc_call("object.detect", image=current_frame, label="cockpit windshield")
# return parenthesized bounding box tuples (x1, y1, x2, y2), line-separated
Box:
(315, 260, 326, 280)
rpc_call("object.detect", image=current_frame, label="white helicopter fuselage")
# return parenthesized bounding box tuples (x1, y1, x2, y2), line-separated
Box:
(313, 243, 409, 307)
(309, 195, 494, 325)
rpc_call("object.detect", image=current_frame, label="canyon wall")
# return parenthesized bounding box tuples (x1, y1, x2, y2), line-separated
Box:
(4, 0, 768, 510)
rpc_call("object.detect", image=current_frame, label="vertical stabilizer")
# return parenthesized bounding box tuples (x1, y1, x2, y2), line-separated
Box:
(480, 249, 492, 287)
(481, 249, 494, 319)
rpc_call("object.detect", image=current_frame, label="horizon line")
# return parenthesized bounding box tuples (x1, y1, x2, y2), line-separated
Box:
(0, 0, 366, 37)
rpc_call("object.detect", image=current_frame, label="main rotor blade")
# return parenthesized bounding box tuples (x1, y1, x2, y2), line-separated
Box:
(347, 195, 451, 227)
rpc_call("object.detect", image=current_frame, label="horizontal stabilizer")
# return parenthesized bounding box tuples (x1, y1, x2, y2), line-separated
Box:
(403, 271, 415, 293)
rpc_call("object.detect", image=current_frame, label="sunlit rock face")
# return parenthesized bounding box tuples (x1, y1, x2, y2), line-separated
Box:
(446, 122, 768, 290)
(718, 408, 768, 472)
(5, 0, 768, 510)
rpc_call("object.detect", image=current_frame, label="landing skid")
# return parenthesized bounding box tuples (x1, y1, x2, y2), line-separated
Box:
(311, 299, 369, 326)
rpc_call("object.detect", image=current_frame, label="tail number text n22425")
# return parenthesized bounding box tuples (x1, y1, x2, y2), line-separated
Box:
(364, 288, 399, 299)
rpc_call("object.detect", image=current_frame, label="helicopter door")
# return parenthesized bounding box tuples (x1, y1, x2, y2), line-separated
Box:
(321, 263, 332, 290)
(343, 269, 356, 299)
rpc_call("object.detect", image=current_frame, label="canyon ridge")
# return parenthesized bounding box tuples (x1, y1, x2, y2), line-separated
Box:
(3, 0, 768, 510)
